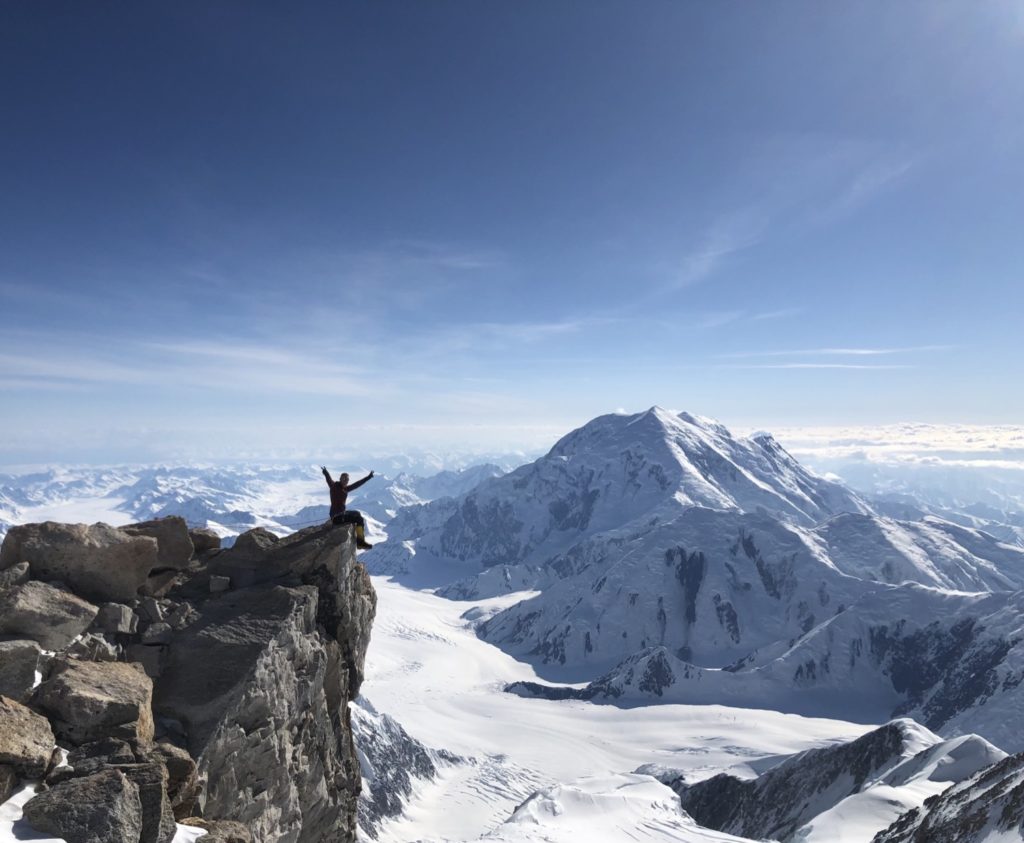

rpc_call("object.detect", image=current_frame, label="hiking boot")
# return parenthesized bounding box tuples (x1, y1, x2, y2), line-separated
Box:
(356, 540, 373, 550)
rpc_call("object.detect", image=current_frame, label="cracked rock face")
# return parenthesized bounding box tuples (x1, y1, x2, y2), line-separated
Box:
(155, 524, 376, 843)
(0, 521, 162, 602)
(0, 516, 374, 843)
(0, 579, 99, 649)
(23, 769, 144, 843)
(36, 658, 155, 745)
(0, 695, 56, 778)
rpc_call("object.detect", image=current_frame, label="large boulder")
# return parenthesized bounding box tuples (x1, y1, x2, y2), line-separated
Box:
(0, 580, 98, 650)
(122, 516, 195, 571)
(0, 695, 55, 778)
(150, 741, 199, 819)
(35, 658, 154, 745)
(189, 527, 221, 554)
(112, 761, 177, 843)
(23, 769, 143, 843)
(0, 640, 42, 702)
(0, 521, 160, 602)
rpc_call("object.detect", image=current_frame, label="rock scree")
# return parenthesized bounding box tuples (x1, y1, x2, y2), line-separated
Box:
(0, 516, 375, 843)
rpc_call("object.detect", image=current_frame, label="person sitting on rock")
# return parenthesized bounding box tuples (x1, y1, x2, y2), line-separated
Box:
(321, 466, 374, 549)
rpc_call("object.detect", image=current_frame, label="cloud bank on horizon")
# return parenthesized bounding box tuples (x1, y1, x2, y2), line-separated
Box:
(1, 2, 1021, 464)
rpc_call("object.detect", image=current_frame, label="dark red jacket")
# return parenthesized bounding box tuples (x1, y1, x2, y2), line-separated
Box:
(323, 470, 372, 515)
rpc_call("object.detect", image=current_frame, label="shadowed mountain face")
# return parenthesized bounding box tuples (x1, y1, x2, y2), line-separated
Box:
(647, 720, 1006, 843)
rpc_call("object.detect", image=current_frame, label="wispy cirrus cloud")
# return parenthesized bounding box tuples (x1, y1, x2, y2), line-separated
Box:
(719, 344, 952, 359)
(668, 138, 915, 291)
(721, 362, 915, 370)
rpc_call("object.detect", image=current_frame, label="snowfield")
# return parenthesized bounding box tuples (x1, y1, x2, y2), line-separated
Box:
(360, 577, 875, 842)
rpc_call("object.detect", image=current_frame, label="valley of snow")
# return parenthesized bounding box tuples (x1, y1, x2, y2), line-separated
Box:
(359, 577, 871, 842)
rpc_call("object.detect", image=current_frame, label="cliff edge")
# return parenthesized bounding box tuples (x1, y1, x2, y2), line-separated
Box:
(0, 517, 375, 843)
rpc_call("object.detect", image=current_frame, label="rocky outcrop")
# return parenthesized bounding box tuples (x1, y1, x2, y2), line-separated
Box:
(0, 640, 41, 702)
(872, 750, 1024, 843)
(0, 579, 98, 649)
(0, 695, 56, 778)
(0, 521, 164, 602)
(36, 658, 156, 745)
(23, 769, 144, 843)
(0, 517, 375, 843)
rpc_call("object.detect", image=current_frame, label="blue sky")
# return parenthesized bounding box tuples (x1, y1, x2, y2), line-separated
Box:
(2, 2, 1023, 463)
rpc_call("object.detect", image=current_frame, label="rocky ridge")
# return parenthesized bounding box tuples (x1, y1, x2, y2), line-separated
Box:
(0, 515, 375, 843)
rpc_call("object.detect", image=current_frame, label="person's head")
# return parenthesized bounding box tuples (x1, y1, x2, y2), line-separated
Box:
(339, 472, 349, 485)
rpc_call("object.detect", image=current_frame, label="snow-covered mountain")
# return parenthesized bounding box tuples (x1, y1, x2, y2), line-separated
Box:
(480, 507, 1024, 679)
(661, 719, 1005, 843)
(872, 748, 1024, 843)
(367, 407, 871, 586)
(511, 584, 1024, 752)
(0, 462, 507, 544)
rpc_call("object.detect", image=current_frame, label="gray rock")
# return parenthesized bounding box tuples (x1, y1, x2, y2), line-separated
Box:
(189, 528, 221, 554)
(209, 575, 231, 593)
(98, 602, 138, 634)
(141, 622, 173, 645)
(112, 761, 177, 843)
(65, 631, 121, 662)
(0, 560, 30, 589)
(127, 644, 164, 679)
(35, 658, 155, 745)
(0, 640, 41, 702)
(0, 695, 56, 778)
(139, 596, 165, 623)
(122, 517, 194, 571)
(155, 523, 375, 843)
(179, 818, 252, 842)
(150, 741, 199, 819)
(0, 763, 15, 804)
(67, 737, 137, 776)
(23, 769, 143, 843)
(0, 580, 98, 650)
(0, 521, 160, 602)
(166, 601, 198, 630)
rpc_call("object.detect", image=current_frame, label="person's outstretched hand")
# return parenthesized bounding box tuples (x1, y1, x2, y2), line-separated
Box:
(368, 470, 375, 479)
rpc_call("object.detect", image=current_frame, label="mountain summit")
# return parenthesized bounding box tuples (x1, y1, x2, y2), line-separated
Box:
(369, 407, 869, 584)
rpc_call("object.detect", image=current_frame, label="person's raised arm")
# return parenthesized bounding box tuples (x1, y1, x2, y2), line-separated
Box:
(345, 470, 374, 492)
(321, 466, 334, 487)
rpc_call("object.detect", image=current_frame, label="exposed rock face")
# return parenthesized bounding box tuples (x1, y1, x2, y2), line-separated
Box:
(0, 521, 161, 601)
(873, 750, 1024, 843)
(180, 817, 252, 842)
(2, 518, 373, 843)
(156, 524, 376, 842)
(189, 527, 222, 554)
(36, 658, 155, 745)
(121, 517, 194, 572)
(660, 719, 1005, 843)
(0, 579, 98, 649)
(352, 698, 451, 838)
(23, 769, 144, 843)
(0, 695, 56, 777)
(0, 639, 41, 702)
(0, 560, 29, 589)
(113, 761, 177, 843)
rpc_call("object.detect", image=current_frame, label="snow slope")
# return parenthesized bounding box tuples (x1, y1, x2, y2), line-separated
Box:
(359, 577, 878, 842)
(510, 584, 1024, 752)
(367, 408, 871, 586)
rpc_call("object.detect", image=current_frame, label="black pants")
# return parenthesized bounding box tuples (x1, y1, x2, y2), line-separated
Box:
(331, 509, 365, 528)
